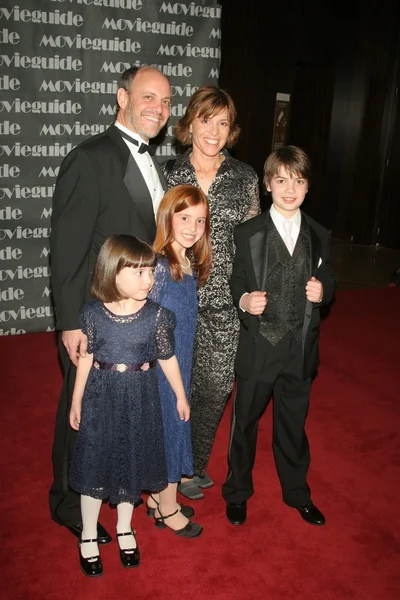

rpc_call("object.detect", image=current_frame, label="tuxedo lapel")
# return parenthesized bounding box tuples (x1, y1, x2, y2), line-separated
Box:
(106, 124, 130, 169)
(249, 214, 269, 290)
(308, 219, 322, 276)
(123, 155, 156, 241)
(150, 153, 168, 192)
(107, 125, 156, 241)
(302, 213, 323, 345)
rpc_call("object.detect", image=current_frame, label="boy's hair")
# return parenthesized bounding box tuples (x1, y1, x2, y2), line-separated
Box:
(91, 234, 156, 302)
(175, 85, 240, 148)
(263, 145, 311, 185)
(153, 184, 212, 288)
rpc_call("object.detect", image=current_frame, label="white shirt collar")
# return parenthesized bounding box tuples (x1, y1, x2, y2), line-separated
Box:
(270, 204, 301, 230)
(114, 121, 148, 149)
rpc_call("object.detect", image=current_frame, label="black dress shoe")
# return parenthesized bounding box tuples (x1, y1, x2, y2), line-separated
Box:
(117, 531, 140, 568)
(78, 538, 103, 577)
(226, 502, 247, 526)
(295, 503, 326, 526)
(65, 521, 112, 544)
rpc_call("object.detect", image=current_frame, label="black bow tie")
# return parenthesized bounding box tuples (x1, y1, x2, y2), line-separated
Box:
(118, 128, 155, 155)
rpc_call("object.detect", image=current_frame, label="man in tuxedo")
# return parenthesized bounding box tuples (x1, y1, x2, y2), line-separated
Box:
(49, 65, 171, 542)
(222, 146, 336, 527)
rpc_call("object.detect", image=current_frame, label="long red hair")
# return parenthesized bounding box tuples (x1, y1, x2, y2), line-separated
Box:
(153, 185, 212, 287)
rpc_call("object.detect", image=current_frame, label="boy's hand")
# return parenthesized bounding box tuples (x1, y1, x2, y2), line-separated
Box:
(241, 291, 267, 315)
(176, 397, 190, 422)
(306, 277, 323, 303)
(69, 402, 81, 430)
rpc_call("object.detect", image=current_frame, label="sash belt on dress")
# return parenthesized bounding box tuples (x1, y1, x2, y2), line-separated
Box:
(93, 359, 157, 373)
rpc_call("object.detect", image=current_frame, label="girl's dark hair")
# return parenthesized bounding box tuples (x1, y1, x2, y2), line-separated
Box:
(153, 185, 212, 288)
(91, 234, 156, 302)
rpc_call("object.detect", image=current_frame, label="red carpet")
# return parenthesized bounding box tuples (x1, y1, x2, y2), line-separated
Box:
(1, 288, 399, 600)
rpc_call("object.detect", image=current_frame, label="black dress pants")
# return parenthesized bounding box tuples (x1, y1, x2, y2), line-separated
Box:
(222, 332, 312, 507)
(48, 335, 81, 526)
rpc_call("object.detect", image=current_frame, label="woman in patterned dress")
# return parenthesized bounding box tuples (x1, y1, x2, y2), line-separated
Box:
(162, 86, 261, 500)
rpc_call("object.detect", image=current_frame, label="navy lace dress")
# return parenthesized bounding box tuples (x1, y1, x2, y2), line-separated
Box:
(69, 299, 176, 505)
(149, 256, 197, 481)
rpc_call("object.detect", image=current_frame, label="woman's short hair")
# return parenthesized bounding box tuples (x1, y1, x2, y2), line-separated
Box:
(263, 145, 312, 185)
(175, 85, 240, 148)
(153, 184, 212, 287)
(91, 234, 156, 302)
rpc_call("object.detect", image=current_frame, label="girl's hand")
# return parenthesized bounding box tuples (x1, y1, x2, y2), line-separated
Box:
(176, 397, 190, 422)
(69, 402, 81, 430)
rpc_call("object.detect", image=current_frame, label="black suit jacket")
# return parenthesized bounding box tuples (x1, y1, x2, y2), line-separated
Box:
(230, 210, 337, 380)
(50, 124, 167, 331)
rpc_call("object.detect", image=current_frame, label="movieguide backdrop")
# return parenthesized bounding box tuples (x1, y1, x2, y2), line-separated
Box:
(0, 0, 221, 334)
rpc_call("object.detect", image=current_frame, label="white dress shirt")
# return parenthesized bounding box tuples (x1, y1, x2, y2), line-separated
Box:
(114, 121, 164, 215)
(269, 204, 301, 253)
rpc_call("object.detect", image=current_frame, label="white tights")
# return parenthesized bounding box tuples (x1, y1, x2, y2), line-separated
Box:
(80, 496, 136, 558)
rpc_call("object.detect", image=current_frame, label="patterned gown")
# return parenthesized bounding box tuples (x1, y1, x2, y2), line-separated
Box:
(69, 299, 176, 505)
(149, 255, 198, 481)
(162, 149, 261, 476)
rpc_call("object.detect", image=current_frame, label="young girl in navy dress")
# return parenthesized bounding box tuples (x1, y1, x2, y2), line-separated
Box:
(147, 184, 212, 537)
(68, 235, 189, 576)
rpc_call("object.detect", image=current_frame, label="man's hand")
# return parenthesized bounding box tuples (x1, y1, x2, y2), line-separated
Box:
(305, 277, 323, 303)
(241, 291, 268, 315)
(62, 329, 88, 366)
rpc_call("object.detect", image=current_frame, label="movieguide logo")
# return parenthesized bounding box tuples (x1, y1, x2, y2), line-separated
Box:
(0, 53, 83, 70)
(0, 5, 83, 26)
(48, 1, 221, 17)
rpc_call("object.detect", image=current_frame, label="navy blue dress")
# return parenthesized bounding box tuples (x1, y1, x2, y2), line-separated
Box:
(150, 256, 197, 482)
(69, 299, 175, 505)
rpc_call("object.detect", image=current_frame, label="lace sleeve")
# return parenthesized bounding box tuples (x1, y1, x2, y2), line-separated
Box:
(242, 171, 261, 222)
(160, 158, 176, 185)
(79, 303, 96, 354)
(155, 306, 176, 360)
(148, 256, 169, 304)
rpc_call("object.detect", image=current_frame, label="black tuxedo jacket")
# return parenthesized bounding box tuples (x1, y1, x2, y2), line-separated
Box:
(50, 124, 167, 331)
(230, 210, 337, 380)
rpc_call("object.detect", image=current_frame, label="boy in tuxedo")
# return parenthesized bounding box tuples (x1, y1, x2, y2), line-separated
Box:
(222, 146, 336, 526)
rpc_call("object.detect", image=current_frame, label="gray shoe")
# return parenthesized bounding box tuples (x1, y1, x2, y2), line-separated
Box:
(193, 474, 214, 489)
(177, 480, 204, 500)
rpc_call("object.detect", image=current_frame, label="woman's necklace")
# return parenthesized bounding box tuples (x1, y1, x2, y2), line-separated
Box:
(180, 255, 191, 269)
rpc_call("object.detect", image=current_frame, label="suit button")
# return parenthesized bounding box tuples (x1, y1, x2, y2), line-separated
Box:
(253, 336, 258, 342)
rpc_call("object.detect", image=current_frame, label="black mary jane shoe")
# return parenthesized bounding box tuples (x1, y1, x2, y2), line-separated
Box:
(78, 538, 103, 577)
(146, 494, 195, 519)
(66, 521, 112, 545)
(117, 531, 140, 568)
(154, 508, 202, 538)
